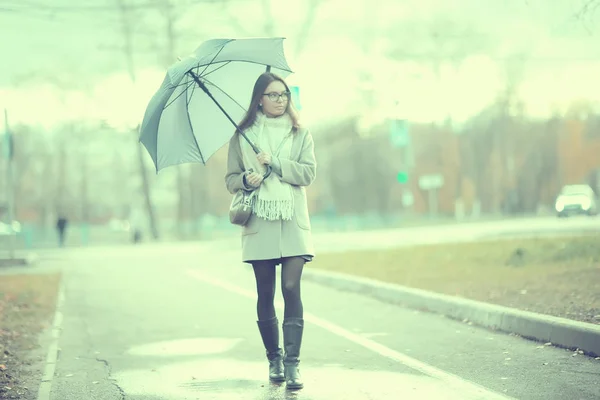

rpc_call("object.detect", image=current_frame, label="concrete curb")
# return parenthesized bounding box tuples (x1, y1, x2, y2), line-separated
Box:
(0, 252, 39, 267)
(37, 280, 65, 400)
(303, 268, 600, 358)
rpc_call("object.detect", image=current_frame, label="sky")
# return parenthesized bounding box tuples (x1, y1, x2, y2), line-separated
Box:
(1, 0, 600, 131)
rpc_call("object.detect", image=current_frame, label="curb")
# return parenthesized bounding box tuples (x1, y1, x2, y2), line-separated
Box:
(37, 280, 65, 400)
(0, 253, 39, 267)
(303, 268, 600, 358)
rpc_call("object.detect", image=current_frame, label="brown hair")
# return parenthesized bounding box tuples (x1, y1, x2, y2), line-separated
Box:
(237, 72, 300, 133)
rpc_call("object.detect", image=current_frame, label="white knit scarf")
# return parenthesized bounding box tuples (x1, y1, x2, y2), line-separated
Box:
(239, 111, 294, 221)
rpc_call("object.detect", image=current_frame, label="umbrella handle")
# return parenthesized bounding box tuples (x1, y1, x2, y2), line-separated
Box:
(251, 144, 272, 180)
(263, 165, 272, 179)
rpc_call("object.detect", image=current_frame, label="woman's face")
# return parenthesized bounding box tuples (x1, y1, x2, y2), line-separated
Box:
(261, 80, 289, 118)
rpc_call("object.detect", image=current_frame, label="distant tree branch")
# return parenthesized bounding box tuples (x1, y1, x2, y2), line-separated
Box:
(292, 0, 325, 57)
(574, 0, 600, 19)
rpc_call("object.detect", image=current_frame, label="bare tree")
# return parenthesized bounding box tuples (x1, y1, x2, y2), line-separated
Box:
(574, 0, 600, 31)
(115, 0, 160, 239)
(219, 0, 327, 59)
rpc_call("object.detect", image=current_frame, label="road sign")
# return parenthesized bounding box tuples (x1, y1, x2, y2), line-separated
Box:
(390, 119, 409, 147)
(3, 108, 15, 259)
(290, 86, 301, 110)
(397, 171, 409, 184)
(418, 174, 444, 190)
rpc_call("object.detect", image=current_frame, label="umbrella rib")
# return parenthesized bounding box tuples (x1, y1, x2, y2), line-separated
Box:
(164, 79, 195, 110)
(199, 59, 293, 74)
(199, 61, 231, 79)
(172, 79, 198, 89)
(186, 76, 197, 107)
(202, 77, 247, 113)
(184, 79, 205, 165)
(197, 40, 232, 77)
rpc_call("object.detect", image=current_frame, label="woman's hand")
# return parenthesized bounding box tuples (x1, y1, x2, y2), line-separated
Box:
(257, 152, 272, 165)
(245, 171, 264, 188)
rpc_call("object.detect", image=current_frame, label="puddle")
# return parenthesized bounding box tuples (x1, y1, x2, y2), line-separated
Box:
(113, 337, 506, 399)
(114, 357, 500, 399)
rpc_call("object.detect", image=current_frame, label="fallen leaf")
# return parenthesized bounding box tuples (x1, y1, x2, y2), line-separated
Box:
(0, 364, 6, 371)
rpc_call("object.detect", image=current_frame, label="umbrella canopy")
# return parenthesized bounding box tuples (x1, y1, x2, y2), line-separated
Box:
(139, 37, 293, 173)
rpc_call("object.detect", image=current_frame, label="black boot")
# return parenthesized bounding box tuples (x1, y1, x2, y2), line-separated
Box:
(282, 317, 304, 390)
(257, 317, 285, 382)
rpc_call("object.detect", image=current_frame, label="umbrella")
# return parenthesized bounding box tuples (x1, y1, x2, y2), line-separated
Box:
(139, 37, 293, 176)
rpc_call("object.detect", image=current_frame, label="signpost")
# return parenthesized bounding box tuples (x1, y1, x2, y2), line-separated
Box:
(418, 174, 444, 217)
(391, 119, 413, 210)
(3, 108, 15, 259)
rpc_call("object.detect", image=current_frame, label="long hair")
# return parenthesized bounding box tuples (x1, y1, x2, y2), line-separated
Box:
(237, 72, 300, 134)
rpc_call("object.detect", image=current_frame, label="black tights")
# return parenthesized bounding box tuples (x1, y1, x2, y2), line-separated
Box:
(252, 256, 305, 320)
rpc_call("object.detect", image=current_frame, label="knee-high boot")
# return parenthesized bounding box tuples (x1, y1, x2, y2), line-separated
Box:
(256, 317, 285, 382)
(282, 317, 304, 390)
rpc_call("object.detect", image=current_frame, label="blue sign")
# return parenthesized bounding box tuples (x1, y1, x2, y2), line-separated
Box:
(390, 119, 409, 147)
(290, 86, 301, 110)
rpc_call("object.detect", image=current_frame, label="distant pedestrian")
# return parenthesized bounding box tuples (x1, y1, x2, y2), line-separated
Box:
(128, 207, 144, 244)
(56, 215, 68, 247)
(225, 72, 317, 390)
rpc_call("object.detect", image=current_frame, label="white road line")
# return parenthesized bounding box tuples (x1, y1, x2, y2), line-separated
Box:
(37, 282, 65, 400)
(187, 269, 516, 400)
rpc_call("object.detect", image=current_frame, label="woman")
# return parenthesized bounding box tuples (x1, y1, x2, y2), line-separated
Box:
(225, 72, 316, 390)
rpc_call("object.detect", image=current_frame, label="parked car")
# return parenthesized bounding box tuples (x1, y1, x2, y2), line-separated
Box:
(0, 220, 21, 235)
(555, 184, 598, 217)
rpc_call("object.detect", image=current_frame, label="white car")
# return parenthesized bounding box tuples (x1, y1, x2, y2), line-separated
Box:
(555, 184, 598, 217)
(0, 220, 22, 235)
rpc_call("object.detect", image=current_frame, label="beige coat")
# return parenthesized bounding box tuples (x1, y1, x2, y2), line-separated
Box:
(225, 127, 317, 263)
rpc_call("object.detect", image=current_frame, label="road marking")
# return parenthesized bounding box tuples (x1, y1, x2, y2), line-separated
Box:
(37, 282, 65, 400)
(187, 269, 516, 400)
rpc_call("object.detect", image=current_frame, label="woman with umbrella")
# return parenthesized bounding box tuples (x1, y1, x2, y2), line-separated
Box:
(225, 72, 316, 390)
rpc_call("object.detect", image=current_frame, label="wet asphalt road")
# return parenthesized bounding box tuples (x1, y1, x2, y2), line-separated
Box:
(42, 240, 600, 400)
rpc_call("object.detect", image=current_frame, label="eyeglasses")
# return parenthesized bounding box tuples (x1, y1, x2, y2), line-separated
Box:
(263, 91, 291, 102)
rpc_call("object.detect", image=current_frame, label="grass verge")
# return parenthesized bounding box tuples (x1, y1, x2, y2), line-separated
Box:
(311, 234, 600, 324)
(0, 273, 61, 399)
